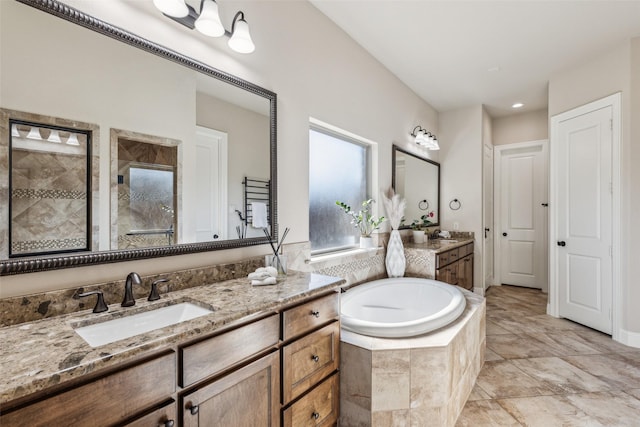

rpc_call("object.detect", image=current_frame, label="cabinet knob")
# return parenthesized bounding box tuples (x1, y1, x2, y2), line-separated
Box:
(189, 404, 199, 415)
(502, 232, 508, 237)
(311, 411, 320, 420)
(310, 310, 320, 318)
(164, 420, 175, 427)
(311, 355, 320, 363)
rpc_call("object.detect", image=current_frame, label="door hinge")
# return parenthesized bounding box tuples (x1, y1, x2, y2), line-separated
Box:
(610, 119, 613, 130)
(609, 308, 612, 320)
(609, 182, 613, 194)
(609, 246, 613, 257)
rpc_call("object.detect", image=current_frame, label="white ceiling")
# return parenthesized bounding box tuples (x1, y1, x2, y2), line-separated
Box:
(310, 0, 640, 117)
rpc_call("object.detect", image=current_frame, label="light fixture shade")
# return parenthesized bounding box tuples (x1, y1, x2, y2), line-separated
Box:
(195, 0, 225, 37)
(26, 127, 42, 140)
(48, 130, 62, 143)
(66, 133, 80, 146)
(228, 14, 255, 54)
(11, 124, 21, 138)
(153, 0, 189, 18)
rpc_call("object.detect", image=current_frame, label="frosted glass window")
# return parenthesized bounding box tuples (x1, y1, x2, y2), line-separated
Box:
(309, 128, 368, 253)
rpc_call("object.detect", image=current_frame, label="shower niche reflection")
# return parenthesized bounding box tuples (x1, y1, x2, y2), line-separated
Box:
(9, 120, 92, 256)
(114, 132, 179, 249)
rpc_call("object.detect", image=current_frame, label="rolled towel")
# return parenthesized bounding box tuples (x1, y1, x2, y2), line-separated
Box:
(251, 277, 277, 286)
(248, 267, 278, 280)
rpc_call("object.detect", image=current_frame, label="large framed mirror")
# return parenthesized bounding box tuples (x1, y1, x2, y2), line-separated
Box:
(392, 145, 440, 228)
(0, 0, 277, 275)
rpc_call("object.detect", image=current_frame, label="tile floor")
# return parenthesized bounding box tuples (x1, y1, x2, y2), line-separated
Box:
(456, 285, 640, 426)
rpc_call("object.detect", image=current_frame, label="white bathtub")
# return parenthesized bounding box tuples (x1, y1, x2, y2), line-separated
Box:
(340, 277, 466, 338)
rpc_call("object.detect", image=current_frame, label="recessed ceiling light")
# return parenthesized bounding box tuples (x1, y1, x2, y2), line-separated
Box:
(512, 102, 524, 109)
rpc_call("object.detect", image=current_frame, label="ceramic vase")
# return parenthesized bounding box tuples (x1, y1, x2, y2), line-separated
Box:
(385, 229, 406, 277)
(360, 236, 375, 249)
(412, 230, 425, 243)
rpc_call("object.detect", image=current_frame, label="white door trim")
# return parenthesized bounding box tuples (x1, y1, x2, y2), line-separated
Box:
(549, 92, 621, 342)
(494, 139, 549, 291)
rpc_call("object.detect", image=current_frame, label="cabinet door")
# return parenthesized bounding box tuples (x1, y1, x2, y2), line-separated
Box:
(458, 255, 474, 290)
(182, 351, 280, 427)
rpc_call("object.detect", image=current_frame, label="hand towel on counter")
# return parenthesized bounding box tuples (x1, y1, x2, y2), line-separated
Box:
(252, 277, 277, 286)
(251, 202, 268, 228)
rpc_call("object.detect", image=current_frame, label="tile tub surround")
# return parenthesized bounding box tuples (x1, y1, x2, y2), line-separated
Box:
(457, 285, 640, 426)
(340, 290, 486, 426)
(0, 271, 344, 404)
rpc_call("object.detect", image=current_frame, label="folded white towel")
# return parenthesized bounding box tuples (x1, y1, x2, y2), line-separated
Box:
(252, 277, 277, 286)
(248, 267, 277, 280)
(251, 202, 268, 228)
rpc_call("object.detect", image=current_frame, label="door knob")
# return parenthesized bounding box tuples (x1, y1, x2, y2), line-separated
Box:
(557, 241, 566, 247)
(502, 232, 507, 237)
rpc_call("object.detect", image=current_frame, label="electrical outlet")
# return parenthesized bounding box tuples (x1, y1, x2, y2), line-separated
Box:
(453, 222, 459, 230)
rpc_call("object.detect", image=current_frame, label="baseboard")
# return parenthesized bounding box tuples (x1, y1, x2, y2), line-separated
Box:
(473, 286, 486, 296)
(617, 328, 640, 349)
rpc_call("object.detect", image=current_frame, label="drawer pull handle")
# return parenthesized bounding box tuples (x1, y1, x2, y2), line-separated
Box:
(311, 310, 320, 318)
(189, 404, 199, 415)
(311, 354, 320, 363)
(164, 421, 175, 427)
(311, 412, 320, 420)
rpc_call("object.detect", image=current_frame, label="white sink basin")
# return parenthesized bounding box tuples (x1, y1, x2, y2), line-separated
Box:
(74, 302, 213, 347)
(439, 239, 458, 244)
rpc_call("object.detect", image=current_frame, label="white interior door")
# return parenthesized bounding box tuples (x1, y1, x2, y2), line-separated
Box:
(498, 141, 547, 289)
(555, 106, 612, 334)
(483, 144, 494, 291)
(194, 126, 227, 242)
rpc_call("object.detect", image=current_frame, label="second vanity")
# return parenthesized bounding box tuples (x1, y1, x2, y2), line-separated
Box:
(0, 271, 344, 426)
(404, 237, 475, 291)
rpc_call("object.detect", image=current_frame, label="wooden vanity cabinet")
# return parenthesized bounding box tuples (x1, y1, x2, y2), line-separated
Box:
(436, 242, 474, 291)
(0, 351, 176, 427)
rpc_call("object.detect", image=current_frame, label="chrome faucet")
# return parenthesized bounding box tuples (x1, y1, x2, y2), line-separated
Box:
(122, 272, 142, 307)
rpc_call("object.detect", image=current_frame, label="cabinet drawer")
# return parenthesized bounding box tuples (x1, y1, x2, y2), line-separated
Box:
(1, 352, 176, 427)
(282, 293, 339, 341)
(181, 314, 279, 387)
(283, 321, 340, 403)
(125, 400, 177, 427)
(282, 373, 339, 427)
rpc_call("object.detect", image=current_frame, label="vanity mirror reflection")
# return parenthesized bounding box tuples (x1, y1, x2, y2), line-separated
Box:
(0, 0, 277, 275)
(392, 145, 440, 228)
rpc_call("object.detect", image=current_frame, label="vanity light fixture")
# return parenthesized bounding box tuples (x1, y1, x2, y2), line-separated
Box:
(47, 130, 62, 143)
(26, 127, 42, 140)
(410, 126, 440, 150)
(66, 133, 80, 146)
(11, 124, 21, 138)
(154, 0, 255, 54)
(512, 102, 524, 109)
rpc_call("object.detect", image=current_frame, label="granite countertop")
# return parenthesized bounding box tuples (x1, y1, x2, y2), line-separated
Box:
(0, 271, 345, 404)
(404, 238, 474, 253)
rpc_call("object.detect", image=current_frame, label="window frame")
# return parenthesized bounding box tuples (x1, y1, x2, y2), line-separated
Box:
(308, 118, 379, 256)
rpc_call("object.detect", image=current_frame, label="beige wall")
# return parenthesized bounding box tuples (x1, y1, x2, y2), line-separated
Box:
(1, 0, 439, 297)
(439, 106, 484, 291)
(549, 39, 639, 337)
(492, 109, 548, 146)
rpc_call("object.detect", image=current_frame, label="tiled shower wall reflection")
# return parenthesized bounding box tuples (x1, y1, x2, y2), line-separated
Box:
(117, 138, 177, 249)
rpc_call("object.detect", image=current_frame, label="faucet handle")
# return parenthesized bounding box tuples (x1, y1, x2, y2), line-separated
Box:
(148, 278, 169, 301)
(78, 290, 109, 313)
